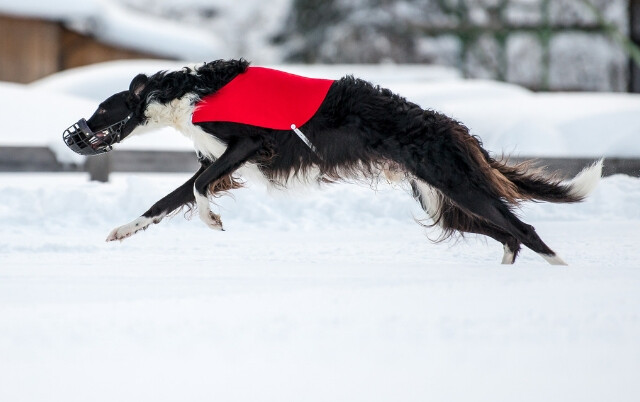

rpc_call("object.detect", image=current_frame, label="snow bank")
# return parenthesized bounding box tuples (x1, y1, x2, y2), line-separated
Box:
(0, 82, 96, 164)
(30, 59, 462, 102)
(135, 0, 294, 63)
(0, 171, 638, 232)
(402, 85, 640, 158)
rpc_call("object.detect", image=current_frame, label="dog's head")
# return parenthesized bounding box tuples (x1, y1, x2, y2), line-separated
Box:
(63, 74, 150, 156)
(63, 59, 251, 156)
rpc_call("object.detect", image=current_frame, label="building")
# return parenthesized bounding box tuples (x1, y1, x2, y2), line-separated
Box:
(0, 1, 221, 83)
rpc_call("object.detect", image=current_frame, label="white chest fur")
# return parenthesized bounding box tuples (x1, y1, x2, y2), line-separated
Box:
(143, 95, 227, 160)
(140, 94, 267, 184)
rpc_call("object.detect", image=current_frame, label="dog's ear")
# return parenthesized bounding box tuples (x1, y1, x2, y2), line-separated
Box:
(129, 74, 148, 100)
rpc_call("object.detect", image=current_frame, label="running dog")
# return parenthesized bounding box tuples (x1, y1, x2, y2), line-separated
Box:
(63, 59, 602, 264)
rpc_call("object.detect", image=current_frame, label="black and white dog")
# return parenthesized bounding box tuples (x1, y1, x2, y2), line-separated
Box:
(63, 59, 602, 264)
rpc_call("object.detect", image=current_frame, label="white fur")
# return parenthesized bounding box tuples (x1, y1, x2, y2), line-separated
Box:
(567, 158, 603, 199)
(106, 213, 166, 242)
(194, 185, 224, 230)
(411, 178, 442, 224)
(144, 95, 227, 160)
(501, 244, 515, 264)
(143, 94, 271, 187)
(540, 253, 568, 266)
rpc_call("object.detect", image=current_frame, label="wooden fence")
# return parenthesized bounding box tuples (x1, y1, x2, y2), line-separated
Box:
(1, 146, 639, 181)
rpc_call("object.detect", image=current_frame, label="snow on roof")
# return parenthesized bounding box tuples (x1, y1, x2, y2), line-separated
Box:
(0, 0, 223, 60)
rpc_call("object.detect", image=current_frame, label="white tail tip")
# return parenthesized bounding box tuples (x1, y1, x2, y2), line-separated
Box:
(568, 158, 603, 199)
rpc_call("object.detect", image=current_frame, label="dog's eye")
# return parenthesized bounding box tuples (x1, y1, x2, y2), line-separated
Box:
(97, 108, 107, 115)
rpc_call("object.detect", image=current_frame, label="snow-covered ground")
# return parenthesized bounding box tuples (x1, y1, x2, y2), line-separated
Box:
(0, 171, 639, 401)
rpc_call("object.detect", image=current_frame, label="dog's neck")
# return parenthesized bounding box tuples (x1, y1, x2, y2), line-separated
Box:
(138, 93, 227, 161)
(143, 94, 198, 132)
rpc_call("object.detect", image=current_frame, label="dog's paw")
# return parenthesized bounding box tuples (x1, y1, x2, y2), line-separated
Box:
(194, 188, 224, 231)
(199, 209, 224, 231)
(106, 216, 156, 242)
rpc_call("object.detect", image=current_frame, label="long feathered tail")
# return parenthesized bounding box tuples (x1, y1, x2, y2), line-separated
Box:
(406, 111, 604, 264)
(488, 157, 604, 205)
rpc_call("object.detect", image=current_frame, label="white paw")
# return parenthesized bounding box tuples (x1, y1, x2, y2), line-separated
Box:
(199, 209, 224, 231)
(106, 215, 161, 242)
(194, 186, 224, 231)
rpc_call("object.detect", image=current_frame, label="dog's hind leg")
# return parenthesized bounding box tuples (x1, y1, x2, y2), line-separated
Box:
(106, 160, 211, 242)
(412, 166, 565, 265)
(193, 136, 263, 230)
(393, 111, 566, 264)
(410, 178, 522, 264)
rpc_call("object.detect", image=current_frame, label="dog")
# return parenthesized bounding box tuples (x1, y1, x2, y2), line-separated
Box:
(63, 59, 602, 264)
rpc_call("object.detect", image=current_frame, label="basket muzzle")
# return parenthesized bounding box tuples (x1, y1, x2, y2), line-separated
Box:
(62, 114, 132, 156)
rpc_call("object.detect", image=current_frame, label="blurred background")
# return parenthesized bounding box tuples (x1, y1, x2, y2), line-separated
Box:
(1, 0, 640, 180)
(1, 0, 638, 91)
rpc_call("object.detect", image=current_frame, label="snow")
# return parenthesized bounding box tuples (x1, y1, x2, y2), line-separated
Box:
(394, 81, 640, 157)
(0, 172, 639, 401)
(125, 0, 295, 63)
(29, 59, 462, 102)
(0, 82, 98, 164)
(0, 0, 99, 19)
(0, 0, 222, 60)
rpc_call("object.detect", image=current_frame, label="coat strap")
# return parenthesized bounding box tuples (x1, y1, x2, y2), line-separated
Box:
(291, 124, 321, 159)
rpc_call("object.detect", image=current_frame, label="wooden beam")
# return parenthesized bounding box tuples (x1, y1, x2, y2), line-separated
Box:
(0, 146, 79, 172)
(0, 147, 638, 179)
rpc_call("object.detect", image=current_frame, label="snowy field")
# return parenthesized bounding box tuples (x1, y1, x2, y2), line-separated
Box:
(1, 61, 640, 400)
(0, 171, 639, 402)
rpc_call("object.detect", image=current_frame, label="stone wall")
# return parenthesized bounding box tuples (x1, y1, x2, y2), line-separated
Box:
(283, 0, 631, 91)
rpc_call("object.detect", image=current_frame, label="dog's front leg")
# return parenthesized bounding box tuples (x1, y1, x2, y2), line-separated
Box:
(193, 137, 263, 230)
(106, 161, 211, 242)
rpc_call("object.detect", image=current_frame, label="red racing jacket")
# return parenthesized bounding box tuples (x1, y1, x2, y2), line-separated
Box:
(192, 66, 335, 130)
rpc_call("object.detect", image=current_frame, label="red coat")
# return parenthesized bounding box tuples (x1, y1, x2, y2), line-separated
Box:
(192, 67, 335, 130)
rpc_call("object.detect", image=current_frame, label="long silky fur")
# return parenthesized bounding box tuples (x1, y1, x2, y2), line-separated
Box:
(101, 59, 601, 263)
(489, 159, 583, 203)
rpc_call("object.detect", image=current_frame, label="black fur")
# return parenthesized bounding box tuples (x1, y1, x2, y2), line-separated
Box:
(87, 59, 598, 264)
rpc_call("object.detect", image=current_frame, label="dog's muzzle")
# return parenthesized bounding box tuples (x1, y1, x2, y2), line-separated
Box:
(62, 115, 131, 156)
